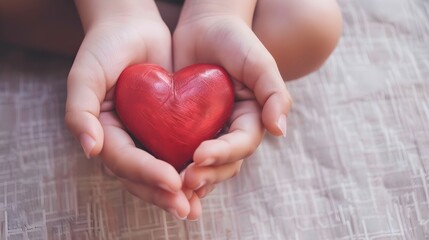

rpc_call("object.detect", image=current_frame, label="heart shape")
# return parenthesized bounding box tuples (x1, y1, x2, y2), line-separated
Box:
(115, 64, 234, 172)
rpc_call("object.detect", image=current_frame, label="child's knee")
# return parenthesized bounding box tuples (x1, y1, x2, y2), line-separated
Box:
(254, 0, 343, 80)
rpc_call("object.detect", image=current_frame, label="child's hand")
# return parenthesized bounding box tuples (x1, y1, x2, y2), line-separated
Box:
(65, 0, 197, 220)
(173, 0, 292, 197)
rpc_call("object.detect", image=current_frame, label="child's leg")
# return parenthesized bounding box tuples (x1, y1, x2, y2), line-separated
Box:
(252, 0, 342, 80)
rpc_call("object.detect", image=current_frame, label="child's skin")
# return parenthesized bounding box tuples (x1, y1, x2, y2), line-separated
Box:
(0, 0, 342, 220)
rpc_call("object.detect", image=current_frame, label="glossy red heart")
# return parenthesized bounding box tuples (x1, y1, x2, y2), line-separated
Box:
(115, 64, 234, 172)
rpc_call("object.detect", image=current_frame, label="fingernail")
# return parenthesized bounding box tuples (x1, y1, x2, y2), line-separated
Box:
(158, 183, 176, 193)
(277, 114, 287, 137)
(79, 133, 96, 159)
(168, 208, 187, 220)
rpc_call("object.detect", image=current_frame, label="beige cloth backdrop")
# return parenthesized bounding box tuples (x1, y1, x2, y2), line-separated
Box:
(1, 0, 429, 239)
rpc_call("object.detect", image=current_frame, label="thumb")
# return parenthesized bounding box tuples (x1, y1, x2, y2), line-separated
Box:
(65, 49, 107, 158)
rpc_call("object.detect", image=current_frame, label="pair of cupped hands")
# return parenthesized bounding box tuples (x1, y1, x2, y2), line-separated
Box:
(65, 0, 291, 220)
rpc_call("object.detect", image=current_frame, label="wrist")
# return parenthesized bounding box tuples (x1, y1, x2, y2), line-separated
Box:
(74, 0, 160, 32)
(181, 0, 256, 26)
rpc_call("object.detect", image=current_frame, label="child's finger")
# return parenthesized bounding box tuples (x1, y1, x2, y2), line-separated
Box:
(121, 179, 190, 220)
(179, 186, 203, 220)
(99, 112, 182, 193)
(205, 21, 293, 136)
(182, 161, 243, 191)
(186, 192, 202, 221)
(195, 184, 216, 199)
(193, 100, 264, 166)
(65, 50, 108, 158)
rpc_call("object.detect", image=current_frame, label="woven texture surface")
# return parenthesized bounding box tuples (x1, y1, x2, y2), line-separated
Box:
(1, 0, 429, 239)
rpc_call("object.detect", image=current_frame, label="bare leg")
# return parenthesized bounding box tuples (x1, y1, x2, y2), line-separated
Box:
(253, 0, 343, 80)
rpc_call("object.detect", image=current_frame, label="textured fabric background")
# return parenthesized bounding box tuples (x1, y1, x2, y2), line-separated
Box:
(1, 0, 429, 239)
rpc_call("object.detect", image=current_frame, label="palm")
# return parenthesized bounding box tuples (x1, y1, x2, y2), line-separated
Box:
(67, 14, 201, 218)
(172, 17, 265, 197)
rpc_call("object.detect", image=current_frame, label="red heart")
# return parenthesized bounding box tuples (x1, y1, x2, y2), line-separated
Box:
(115, 64, 234, 172)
